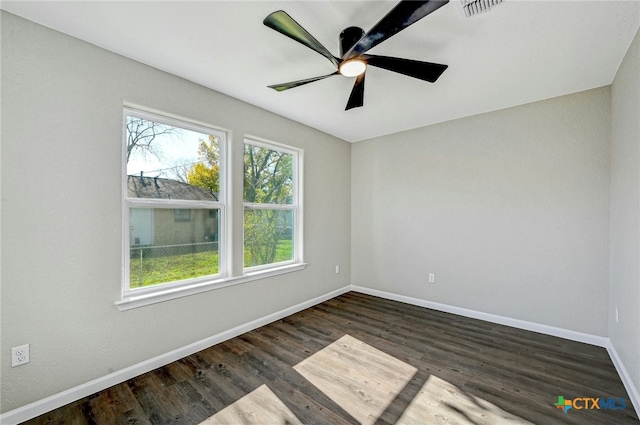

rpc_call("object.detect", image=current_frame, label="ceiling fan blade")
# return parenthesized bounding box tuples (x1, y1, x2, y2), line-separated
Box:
(268, 72, 339, 92)
(345, 0, 449, 58)
(365, 55, 448, 82)
(264, 11, 340, 69)
(345, 72, 366, 110)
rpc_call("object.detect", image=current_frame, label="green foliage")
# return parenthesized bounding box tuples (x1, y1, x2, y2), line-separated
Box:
(187, 162, 220, 193)
(244, 144, 294, 266)
(244, 210, 293, 267)
(275, 239, 293, 261)
(244, 145, 293, 204)
(187, 135, 220, 194)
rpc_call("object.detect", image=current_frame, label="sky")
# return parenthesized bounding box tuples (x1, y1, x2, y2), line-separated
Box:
(126, 125, 210, 181)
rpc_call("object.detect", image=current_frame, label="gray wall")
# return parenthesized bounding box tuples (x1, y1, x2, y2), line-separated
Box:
(3, 8, 639, 418)
(352, 87, 611, 336)
(0, 12, 351, 412)
(610, 28, 640, 400)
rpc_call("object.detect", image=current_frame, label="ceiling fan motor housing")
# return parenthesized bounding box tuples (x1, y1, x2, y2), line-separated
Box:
(340, 26, 365, 58)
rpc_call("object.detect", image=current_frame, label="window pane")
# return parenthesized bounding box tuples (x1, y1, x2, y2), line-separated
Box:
(174, 209, 191, 222)
(243, 144, 293, 204)
(244, 209, 294, 268)
(126, 115, 221, 201)
(129, 207, 220, 289)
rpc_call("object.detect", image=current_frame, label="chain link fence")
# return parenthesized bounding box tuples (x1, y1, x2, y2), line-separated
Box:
(130, 241, 218, 259)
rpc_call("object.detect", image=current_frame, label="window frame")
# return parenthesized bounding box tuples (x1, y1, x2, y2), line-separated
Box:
(243, 136, 304, 272)
(121, 106, 227, 300)
(117, 108, 306, 311)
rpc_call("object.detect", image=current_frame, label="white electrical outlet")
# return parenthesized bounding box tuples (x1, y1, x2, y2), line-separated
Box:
(11, 344, 30, 367)
(616, 307, 619, 323)
(335, 265, 340, 274)
(429, 273, 435, 283)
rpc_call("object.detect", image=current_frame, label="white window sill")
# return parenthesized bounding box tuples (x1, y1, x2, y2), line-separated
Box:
(115, 263, 307, 311)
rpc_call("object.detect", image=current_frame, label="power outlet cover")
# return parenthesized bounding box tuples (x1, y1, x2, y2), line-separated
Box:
(11, 344, 30, 367)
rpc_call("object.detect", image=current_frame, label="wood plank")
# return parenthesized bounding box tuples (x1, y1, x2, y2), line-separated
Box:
(201, 384, 303, 425)
(293, 334, 417, 425)
(21, 292, 639, 425)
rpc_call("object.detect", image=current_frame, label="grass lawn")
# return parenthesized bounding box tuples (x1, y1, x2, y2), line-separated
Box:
(275, 239, 293, 262)
(130, 240, 293, 288)
(129, 250, 219, 288)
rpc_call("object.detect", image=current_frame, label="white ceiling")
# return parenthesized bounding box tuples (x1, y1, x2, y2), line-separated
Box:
(2, 1, 639, 142)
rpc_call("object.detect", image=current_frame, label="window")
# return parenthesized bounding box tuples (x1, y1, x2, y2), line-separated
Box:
(119, 108, 305, 310)
(243, 138, 302, 269)
(174, 209, 191, 222)
(123, 108, 225, 294)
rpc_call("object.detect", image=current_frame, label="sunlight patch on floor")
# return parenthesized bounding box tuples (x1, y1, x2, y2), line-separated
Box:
(201, 335, 534, 424)
(201, 384, 303, 425)
(396, 375, 534, 424)
(294, 334, 418, 425)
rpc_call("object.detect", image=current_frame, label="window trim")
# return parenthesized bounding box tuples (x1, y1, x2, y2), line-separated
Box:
(116, 263, 307, 311)
(243, 135, 304, 271)
(117, 108, 307, 311)
(121, 106, 227, 299)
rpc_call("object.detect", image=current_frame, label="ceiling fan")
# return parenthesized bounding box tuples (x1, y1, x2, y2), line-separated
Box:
(264, 0, 450, 110)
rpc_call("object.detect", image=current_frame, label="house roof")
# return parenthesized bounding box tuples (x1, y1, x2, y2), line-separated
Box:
(127, 175, 218, 202)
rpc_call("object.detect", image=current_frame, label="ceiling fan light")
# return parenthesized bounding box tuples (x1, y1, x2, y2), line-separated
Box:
(339, 59, 367, 77)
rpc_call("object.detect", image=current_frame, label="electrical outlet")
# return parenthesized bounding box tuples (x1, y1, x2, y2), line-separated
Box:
(615, 307, 619, 323)
(335, 265, 340, 274)
(429, 273, 435, 283)
(11, 344, 30, 367)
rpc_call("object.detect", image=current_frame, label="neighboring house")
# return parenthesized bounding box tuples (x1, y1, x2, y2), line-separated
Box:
(127, 175, 218, 251)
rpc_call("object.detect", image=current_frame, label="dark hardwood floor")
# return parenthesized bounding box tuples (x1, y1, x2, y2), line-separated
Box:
(23, 292, 638, 424)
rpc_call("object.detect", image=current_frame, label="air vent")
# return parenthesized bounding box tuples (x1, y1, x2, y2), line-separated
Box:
(461, 0, 504, 17)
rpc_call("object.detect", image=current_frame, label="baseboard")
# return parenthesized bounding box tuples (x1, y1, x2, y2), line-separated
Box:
(351, 286, 609, 347)
(0, 285, 351, 425)
(607, 340, 640, 417)
(4, 284, 636, 424)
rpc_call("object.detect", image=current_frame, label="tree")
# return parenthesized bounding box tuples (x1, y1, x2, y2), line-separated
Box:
(244, 145, 292, 204)
(187, 135, 220, 195)
(243, 145, 293, 266)
(164, 158, 196, 183)
(125, 116, 179, 162)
